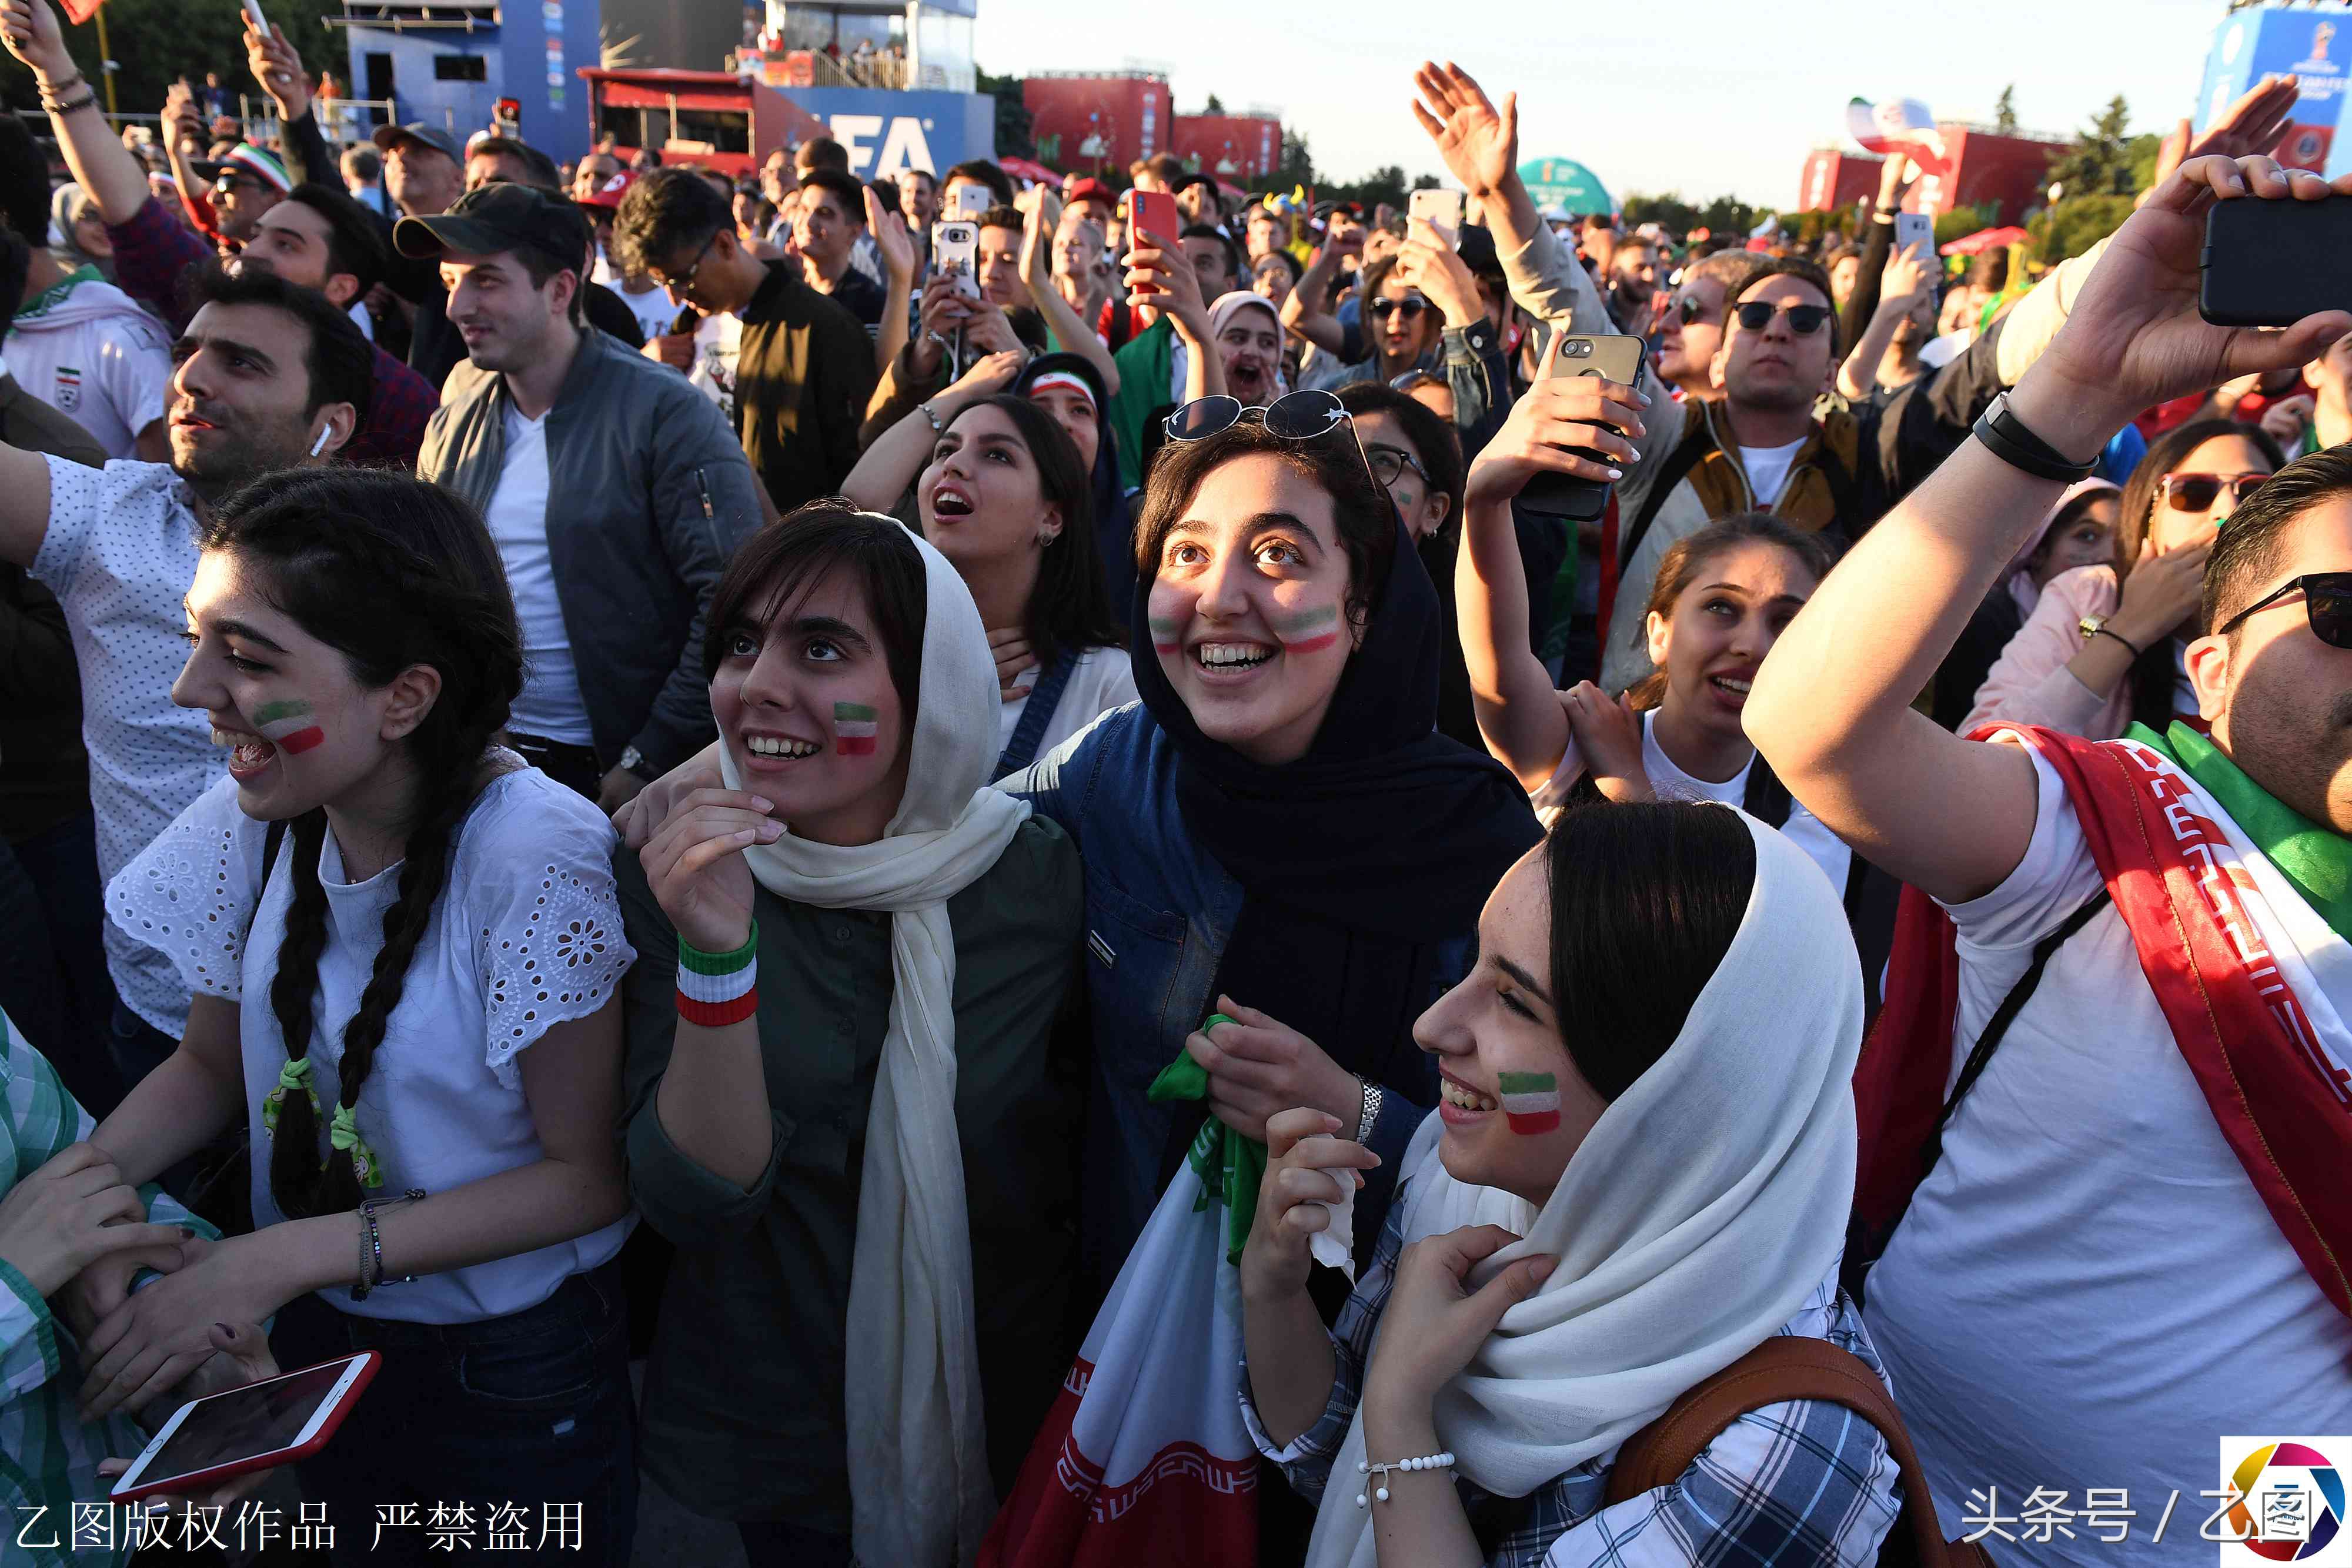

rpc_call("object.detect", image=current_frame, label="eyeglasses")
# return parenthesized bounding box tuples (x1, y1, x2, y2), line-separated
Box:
(2159, 471, 2269, 512)
(650, 231, 722, 293)
(2217, 571, 2352, 647)
(1163, 389, 1384, 501)
(1368, 294, 1428, 321)
(1731, 300, 1833, 335)
(1365, 444, 1431, 490)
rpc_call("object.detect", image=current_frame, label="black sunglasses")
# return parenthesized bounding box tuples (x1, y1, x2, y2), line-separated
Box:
(1675, 293, 1712, 326)
(2217, 571, 2352, 647)
(1732, 300, 1833, 335)
(1163, 389, 1384, 499)
(1368, 294, 1428, 320)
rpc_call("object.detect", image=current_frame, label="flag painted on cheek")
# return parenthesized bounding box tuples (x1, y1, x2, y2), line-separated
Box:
(1497, 1071, 1562, 1135)
(1147, 616, 1181, 655)
(1271, 604, 1342, 654)
(834, 701, 880, 756)
(252, 699, 325, 755)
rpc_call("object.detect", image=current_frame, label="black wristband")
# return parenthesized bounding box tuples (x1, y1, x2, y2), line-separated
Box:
(1972, 393, 2099, 484)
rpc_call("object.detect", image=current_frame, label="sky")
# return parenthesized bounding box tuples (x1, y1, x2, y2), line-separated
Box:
(971, 0, 2252, 207)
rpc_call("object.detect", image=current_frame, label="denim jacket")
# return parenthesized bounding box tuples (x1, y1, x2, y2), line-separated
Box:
(1008, 703, 1459, 1279)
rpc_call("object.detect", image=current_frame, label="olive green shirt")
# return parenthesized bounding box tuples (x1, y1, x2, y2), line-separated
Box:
(617, 817, 1087, 1530)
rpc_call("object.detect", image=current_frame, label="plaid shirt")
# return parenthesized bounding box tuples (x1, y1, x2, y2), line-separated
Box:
(0, 1011, 214, 1568)
(1241, 1188, 1902, 1567)
(103, 196, 437, 469)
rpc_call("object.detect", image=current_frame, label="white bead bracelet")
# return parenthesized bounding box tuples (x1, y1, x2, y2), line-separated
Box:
(1354, 1450, 1456, 1506)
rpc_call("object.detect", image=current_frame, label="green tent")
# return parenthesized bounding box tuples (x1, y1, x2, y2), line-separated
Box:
(1518, 156, 1613, 219)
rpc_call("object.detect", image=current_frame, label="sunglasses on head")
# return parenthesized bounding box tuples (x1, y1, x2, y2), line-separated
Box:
(2159, 470, 2269, 512)
(1732, 300, 1833, 335)
(1368, 293, 1428, 320)
(1163, 389, 1384, 500)
(2218, 571, 2352, 647)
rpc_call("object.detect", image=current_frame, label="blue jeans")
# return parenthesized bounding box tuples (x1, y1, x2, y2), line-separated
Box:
(268, 1261, 637, 1567)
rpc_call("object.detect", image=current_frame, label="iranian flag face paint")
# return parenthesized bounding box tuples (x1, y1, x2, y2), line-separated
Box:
(1497, 1071, 1562, 1135)
(252, 699, 325, 755)
(833, 701, 880, 757)
(1147, 615, 1181, 656)
(1270, 604, 1342, 655)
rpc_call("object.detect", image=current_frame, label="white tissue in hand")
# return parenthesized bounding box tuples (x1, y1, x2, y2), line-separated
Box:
(1309, 1153, 1357, 1284)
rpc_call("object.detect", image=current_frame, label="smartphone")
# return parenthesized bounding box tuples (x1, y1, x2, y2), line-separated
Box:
(950, 182, 992, 222)
(1127, 189, 1179, 249)
(933, 219, 980, 300)
(1519, 332, 1648, 521)
(242, 0, 269, 35)
(110, 1353, 379, 1504)
(2202, 196, 2352, 327)
(1893, 211, 1933, 258)
(1409, 188, 1464, 249)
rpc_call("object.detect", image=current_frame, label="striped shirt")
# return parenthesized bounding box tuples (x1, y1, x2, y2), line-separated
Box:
(0, 1010, 214, 1568)
(1241, 1185, 1903, 1567)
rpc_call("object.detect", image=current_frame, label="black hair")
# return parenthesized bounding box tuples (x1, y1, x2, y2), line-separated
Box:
(1255, 248, 1302, 286)
(1180, 222, 1242, 290)
(704, 500, 929, 724)
(1729, 255, 1842, 356)
(2207, 444, 2352, 636)
(0, 115, 48, 243)
(796, 135, 850, 173)
(944, 159, 1015, 208)
(1625, 512, 1836, 713)
(284, 182, 387, 298)
(1132, 413, 1396, 633)
(182, 263, 373, 426)
(867, 176, 901, 213)
(341, 145, 382, 182)
(933, 395, 1121, 669)
(201, 470, 523, 1219)
(978, 203, 1024, 236)
(0, 230, 26, 346)
(798, 168, 867, 224)
(1336, 381, 1465, 533)
(2118, 417, 2283, 726)
(610, 166, 730, 279)
(469, 138, 562, 193)
(1544, 801, 1755, 1101)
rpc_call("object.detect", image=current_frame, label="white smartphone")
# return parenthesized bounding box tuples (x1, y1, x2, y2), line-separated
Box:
(1408, 187, 1464, 249)
(950, 182, 993, 222)
(109, 1353, 379, 1504)
(933, 219, 980, 300)
(242, 0, 270, 35)
(1893, 211, 1933, 258)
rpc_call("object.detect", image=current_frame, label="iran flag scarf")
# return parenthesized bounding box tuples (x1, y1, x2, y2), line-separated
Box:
(1854, 723, 2352, 1318)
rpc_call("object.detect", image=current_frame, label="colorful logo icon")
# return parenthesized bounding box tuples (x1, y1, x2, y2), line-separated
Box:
(2229, 1443, 2347, 1562)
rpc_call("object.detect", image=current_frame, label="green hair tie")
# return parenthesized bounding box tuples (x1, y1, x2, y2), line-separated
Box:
(261, 1055, 319, 1136)
(327, 1102, 384, 1191)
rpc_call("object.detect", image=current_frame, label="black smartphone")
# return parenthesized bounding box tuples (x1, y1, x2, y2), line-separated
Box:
(1518, 332, 1647, 521)
(2201, 196, 2352, 327)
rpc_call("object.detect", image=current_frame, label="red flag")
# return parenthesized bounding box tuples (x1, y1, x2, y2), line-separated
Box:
(60, 0, 106, 22)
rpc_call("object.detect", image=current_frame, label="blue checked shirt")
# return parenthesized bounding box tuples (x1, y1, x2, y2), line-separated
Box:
(1241, 1188, 1903, 1567)
(1, 1011, 215, 1568)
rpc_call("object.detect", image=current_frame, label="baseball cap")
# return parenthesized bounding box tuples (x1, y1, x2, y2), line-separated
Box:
(1065, 177, 1114, 211)
(372, 122, 463, 165)
(394, 181, 590, 272)
(577, 170, 639, 212)
(191, 143, 290, 193)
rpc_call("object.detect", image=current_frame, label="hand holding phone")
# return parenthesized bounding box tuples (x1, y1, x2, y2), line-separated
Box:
(1515, 332, 1648, 521)
(2201, 193, 2352, 327)
(111, 1350, 377, 1504)
(933, 219, 981, 301)
(1408, 188, 1464, 250)
(242, 0, 269, 37)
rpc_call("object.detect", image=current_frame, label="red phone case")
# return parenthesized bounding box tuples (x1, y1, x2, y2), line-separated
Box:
(1128, 192, 1180, 295)
(111, 1352, 382, 1503)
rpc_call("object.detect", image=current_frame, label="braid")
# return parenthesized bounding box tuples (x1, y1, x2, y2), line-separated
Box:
(265, 811, 336, 1218)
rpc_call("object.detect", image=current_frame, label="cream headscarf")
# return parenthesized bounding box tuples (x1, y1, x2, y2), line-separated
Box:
(1304, 810, 1866, 1568)
(716, 515, 1031, 1567)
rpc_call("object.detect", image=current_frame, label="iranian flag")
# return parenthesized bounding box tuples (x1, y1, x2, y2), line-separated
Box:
(1846, 96, 1952, 176)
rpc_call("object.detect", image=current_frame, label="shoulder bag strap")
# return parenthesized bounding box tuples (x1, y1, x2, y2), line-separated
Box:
(1616, 412, 1715, 587)
(993, 651, 1084, 781)
(1602, 1335, 1995, 1566)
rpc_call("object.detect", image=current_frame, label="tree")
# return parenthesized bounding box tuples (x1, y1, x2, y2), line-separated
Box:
(1, 0, 343, 123)
(1277, 128, 1315, 191)
(975, 67, 1033, 161)
(1204, 92, 1225, 114)
(2046, 94, 2134, 199)
(1994, 85, 2019, 135)
(2029, 192, 2135, 262)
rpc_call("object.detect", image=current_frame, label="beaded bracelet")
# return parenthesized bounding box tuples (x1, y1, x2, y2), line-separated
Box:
(677, 924, 758, 1027)
(349, 1188, 426, 1302)
(1355, 1450, 1456, 1506)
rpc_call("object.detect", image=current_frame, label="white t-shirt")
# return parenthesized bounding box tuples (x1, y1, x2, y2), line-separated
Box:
(108, 764, 636, 1323)
(6, 283, 172, 460)
(1866, 744, 2352, 1566)
(1738, 436, 1808, 510)
(1527, 710, 1851, 895)
(486, 404, 594, 745)
(30, 455, 222, 1036)
(995, 646, 1138, 768)
(612, 280, 680, 345)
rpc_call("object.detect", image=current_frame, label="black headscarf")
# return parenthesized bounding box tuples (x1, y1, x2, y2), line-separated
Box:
(1016, 352, 1135, 615)
(1130, 489, 1542, 1131)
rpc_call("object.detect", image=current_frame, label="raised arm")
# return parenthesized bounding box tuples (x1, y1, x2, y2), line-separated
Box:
(1281, 219, 1360, 357)
(4, 0, 147, 221)
(1126, 232, 1224, 402)
(1746, 155, 2352, 904)
(840, 349, 1021, 513)
(1838, 239, 1935, 402)
(867, 189, 917, 377)
(1016, 185, 1121, 394)
(245, 19, 330, 192)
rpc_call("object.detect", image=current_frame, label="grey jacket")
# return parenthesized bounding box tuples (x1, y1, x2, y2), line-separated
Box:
(419, 326, 762, 777)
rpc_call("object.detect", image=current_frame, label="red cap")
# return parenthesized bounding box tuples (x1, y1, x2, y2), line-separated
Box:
(579, 170, 639, 210)
(1065, 177, 1114, 211)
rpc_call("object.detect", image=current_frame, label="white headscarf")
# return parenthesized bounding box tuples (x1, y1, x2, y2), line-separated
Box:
(716, 516, 1031, 1568)
(1304, 810, 1865, 1568)
(2005, 477, 2123, 620)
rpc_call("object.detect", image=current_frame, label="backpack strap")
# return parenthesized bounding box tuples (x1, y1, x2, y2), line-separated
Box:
(1601, 1335, 1996, 1567)
(993, 651, 1083, 781)
(1615, 414, 1713, 592)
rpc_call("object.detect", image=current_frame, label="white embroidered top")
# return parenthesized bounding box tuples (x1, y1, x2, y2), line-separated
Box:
(108, 761, 637, 1323)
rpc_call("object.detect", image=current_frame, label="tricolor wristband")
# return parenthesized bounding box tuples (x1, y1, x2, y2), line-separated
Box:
(677, 924, 758, 1027)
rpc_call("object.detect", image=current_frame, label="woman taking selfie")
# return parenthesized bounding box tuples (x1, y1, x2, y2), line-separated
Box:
(1240, 805, 1900, 1567)
(617, 504, 1084, 1568)
(1965, 418, 2282, 740)
(1454, 385, 1852, 896)
(85, 470, 639, 1564)
(842, 370, 1134, 778)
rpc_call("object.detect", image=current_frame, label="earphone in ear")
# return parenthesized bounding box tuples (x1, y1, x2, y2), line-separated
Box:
(309, 424, 332, 458)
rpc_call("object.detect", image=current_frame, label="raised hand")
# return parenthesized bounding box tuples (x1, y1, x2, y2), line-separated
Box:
(639, 787, 782, 955)
(1238, 1106, 1381, 1300)
(244, 18, 309, 121)
(0, 0, 72, 83)
(1411, 61, 1518, 200)
(1395, 216, 1483, 329)
(866, 186, 916, 284)
(1464, 376, 1649, 506)
(1181, 995, 1361, 1141)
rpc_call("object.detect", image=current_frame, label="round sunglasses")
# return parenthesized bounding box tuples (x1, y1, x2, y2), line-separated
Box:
(2217, 571, 2352, 647)
(1368, 294, 1429, 320)
(1162, 389, 1385, 499)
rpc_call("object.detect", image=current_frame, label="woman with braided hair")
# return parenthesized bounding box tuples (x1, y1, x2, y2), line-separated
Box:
(78, 469, 640, 1566)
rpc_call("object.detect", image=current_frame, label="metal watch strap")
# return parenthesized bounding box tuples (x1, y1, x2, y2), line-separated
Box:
(1973, 392, 2099, 484)
(1355, 1076, 1384, 1144)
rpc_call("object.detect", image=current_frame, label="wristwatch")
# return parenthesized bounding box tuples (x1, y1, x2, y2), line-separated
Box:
(617, 745, 646, 776)
(2077, 614, 2144, 658)
(1354, 1076, 1384, 1145)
